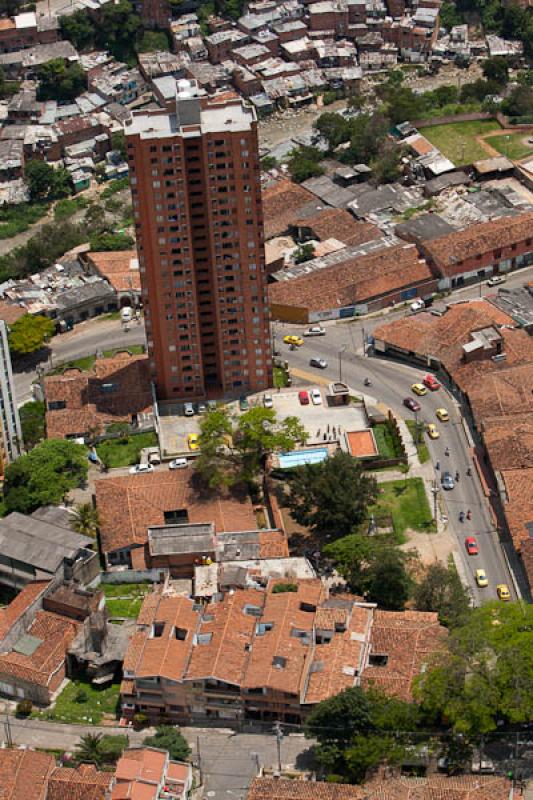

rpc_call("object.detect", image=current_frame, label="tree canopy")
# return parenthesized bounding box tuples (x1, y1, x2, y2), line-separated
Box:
(196, 405, 308, 489)
(413, 562, 471, 628)
(8, 313, 55, 356)
(3, 439, 88, 514)
(35, 59, 86, 103)
(19, 401, 46, 449)
(288, 146, 325, 183)
(283, 451, 377, 539)
(25, 160, 72, 202)
(414, 601, 533, 734)
(143, 726, 190, 761)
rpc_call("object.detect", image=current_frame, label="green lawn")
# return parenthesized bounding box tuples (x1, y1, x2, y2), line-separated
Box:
(372, 422, 404, 459)
(34, 679, 120, 724)
(371, 478, 435, 536)
(422, 119, 501, 165)
(103, 582, 150, 619)
(405, 420, 430, 464)
(486, 132, 533, 161)
(102, 344, 145, 357)
(95, 431, 158, 468)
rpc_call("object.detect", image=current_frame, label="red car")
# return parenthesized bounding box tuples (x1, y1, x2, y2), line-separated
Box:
(465, 537, 479, 556)
(298, 390, 310, 406)
(423, 374, 441, 391)
(403, 397, 421, 412)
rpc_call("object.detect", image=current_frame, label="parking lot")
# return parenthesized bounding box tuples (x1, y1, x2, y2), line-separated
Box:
(157, 387, 371, 457)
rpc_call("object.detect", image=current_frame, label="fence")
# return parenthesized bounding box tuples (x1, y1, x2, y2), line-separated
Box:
(411, 111, 493, 129)
(99, 569, 167, 584)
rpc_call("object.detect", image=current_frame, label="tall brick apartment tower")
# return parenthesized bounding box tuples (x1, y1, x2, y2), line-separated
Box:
(125, 82, 272, 403)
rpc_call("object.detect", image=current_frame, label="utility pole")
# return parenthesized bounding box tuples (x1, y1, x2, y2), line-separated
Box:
(431, 480, 439, 523)
(274, 721, 283, 773)
(361, 326, 366, 357)
(4, 714, 12, 747)
(414, 409, 419, 444)
(196, 735, 203, 784)
(338, 345, 346, 383)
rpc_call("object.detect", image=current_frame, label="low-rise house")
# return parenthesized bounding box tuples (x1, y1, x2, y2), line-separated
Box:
(95, 469, 270, 569)
(0, 12, 58, 54)
(206, 29, 250, 63)
(269, 242, 437, 322)
(419, 211, 533, 290)
(112, 748, 192, 800)
(84, 249, 141, 308)
(120, 579, 446, 724)
(44, 352, 153, 440)
(0, 509, 98, 591)
(0, 40, 78, 79)
(262, 179, 316, 240)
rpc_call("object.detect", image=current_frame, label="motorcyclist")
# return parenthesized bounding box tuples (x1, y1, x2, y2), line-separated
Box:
(459, 511, 465, 522)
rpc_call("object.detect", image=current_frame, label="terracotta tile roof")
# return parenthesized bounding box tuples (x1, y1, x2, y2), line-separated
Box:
(0, 580, 50, 641)
(248, 775, 516, 800)
(463, 359, 533, 421)
(46, 764, 112, 800)
(422, 211, 533, 272)
(0, 300, 26, 325)
(88, 250, 141, 293)
(501, 467, 533, 553)
(0, 749, 55, 800)
(483, 414, 533, 471)
(113, 748, 168, 800)
(242, 579, 324, 694)
(258, 529, 289, 558)
(305, 603, 373, 704)
(0, 610, 81, 688)
(96, 471, 257, 555)
(404, 133, 436, 157)
(45, 353, 152, 439)
(124, 593, 197, 681)
(293, 208, 380, 247)
(262, 179, 316, 240)
(269, 244, 433, 314)
(186, 587, 263, 683)
(361, 610, 447, 702)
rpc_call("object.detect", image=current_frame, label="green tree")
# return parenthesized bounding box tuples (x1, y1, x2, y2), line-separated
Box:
(283, 451, 378, 539)
(413, 563, 471, 627)
(482, 56, 509, 85)
(137, 30, 170, 52)
(195, 407, 234, 489)
(25, 160, 72, 201)
(364, 547, 413, 610)
(439, 0, 463, 29)
(97, 734, 129, 764)
(19, 400, 46, 449)
(305, 686, 372, 746)
(502, 84, 533, 118)
(288, 146, 325, 183)
(3, 439, 88, 514)
(344, 734, 405, 783)
(260, 155, 278, 171)
(294, 243, 315, 263)
(111, 130, 127, 160)
(8, 313, 55, 355)
(143, 726, 191, 761)
(89, 232, 134, 251)
(36, 59, 86, 103)
(341, 112, 389, 165)
(314, 112, 351, 150)
(415, 601, 533, 734)
(371, 141, 402, 185)
(75, 733, 103, 764)
(96, 0, 142, 63)
(60, 11, 96, 51)
(71, 502, 99, 537)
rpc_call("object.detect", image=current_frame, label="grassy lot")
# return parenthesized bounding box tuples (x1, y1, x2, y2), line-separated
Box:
(51, 346, 145, 375)
(95, 431, 158, 468)
(371, 477, 435, 536)
(372, 422, 404, 459)
(103, 582, 151, 619)
(54, 196, 89, 221)
(102, 344, 145, 357)
(0, 202, 50, 239)
(405, 419, 430, 464)
(486, 132, 533, 161)
(422, 119, 501, 165)
(35, 679, 120, 724)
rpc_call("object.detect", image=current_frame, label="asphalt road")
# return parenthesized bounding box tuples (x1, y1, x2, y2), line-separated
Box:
(276, 317, 516, 605)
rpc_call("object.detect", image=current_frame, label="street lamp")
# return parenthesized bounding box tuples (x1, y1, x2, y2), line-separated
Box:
(338, 345, 347, 383)
(431, 480, 440, 523)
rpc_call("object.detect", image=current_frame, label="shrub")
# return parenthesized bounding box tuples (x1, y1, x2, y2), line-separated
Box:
(272, 582, 298, 593)
(16, 699, 33, 717)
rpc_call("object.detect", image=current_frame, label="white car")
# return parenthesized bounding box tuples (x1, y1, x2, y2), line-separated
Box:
(304, 326, 326, 337)
(184, 402, 195, 416)
(129, 463, 154, 475)
(169, 458, 188, 470)
(310, 388, 322, 405)
(410, 300, 424, 313)
(263, 394, 273, 408)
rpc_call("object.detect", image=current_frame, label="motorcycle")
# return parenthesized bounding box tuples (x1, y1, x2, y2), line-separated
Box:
(364, 378, 372, 387)
(459, 511, 465, 523)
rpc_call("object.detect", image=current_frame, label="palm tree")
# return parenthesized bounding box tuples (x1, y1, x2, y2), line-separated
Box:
(75, 733, 103, 764)
(71, 503, 99, 537)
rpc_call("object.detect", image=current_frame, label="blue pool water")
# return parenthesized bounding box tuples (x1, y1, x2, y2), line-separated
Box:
(278, 448, 328, 469)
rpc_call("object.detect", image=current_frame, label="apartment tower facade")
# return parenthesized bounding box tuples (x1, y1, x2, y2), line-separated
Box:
(0, 320, 22, 475)
(125, 82, 272, 402)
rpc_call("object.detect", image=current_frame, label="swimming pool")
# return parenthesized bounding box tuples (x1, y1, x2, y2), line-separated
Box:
(278, 447, 329, 469)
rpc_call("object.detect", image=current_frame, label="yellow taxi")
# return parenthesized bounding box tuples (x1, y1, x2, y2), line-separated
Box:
(187, 433, 199, 451)
(411, 383, 427, 396)
(436, 407, 450, 422)
(426, 423, 439, 440)
(475, 569, 488, 588)
(283, 335, 304, 347)
(496, 583, 511, 601)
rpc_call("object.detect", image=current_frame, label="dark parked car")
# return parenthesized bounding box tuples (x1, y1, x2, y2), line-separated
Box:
(403, 397, 421, 412)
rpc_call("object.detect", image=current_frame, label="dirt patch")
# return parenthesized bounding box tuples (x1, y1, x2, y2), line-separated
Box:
(400, 526, 456, 567)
